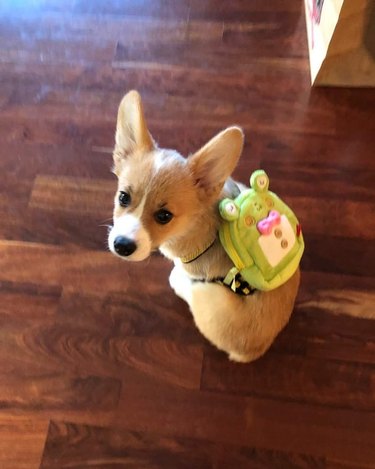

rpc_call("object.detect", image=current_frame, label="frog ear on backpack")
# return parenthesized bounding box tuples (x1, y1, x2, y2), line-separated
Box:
(250, 170, 269, 192)
(219, 198, 240, 221)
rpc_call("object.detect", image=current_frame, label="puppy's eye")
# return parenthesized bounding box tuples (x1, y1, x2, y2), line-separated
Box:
(154, 209, 173, 225)
(119, 191, 131, 207)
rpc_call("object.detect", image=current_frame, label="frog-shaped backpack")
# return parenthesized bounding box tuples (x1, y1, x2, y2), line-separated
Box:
(219, 170, 304, 292)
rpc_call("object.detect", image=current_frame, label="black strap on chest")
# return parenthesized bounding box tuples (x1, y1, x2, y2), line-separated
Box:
(193, 272, 256, 296)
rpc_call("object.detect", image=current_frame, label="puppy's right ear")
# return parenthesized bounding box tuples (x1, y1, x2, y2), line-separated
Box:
(113, 90, 155, 171)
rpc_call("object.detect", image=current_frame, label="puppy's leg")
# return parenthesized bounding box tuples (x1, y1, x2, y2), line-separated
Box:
(169, 265, 193, 304)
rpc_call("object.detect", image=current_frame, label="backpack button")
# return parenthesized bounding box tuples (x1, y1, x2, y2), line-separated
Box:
(245, 216, 255, 226)
(274, 229, 282, 238)
(281, 239, 288, 249)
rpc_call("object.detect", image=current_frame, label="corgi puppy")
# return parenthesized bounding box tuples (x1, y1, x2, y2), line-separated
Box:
(108, 91, 300, 362)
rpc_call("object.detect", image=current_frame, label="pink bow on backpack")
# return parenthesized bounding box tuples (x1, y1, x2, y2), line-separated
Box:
(257, 210, 281, 235)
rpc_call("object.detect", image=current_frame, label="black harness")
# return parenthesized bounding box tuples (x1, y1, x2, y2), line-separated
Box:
(193, 272, 256, 296)
(181, 238, 256, 296)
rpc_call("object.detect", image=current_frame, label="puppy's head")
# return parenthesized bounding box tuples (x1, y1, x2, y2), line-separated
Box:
(108, 90, 244, 261)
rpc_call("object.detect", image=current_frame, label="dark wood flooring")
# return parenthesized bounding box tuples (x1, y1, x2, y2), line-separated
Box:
(0, 1, 375, 468)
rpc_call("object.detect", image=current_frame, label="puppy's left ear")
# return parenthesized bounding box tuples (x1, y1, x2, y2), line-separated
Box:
(188, 126, 244, 200)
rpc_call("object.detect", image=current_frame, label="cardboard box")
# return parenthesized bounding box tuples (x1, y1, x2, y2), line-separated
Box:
(304, 0, 375, 86)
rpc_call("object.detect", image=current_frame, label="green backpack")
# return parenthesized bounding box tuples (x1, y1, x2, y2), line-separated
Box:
(219, 170, 304, 292)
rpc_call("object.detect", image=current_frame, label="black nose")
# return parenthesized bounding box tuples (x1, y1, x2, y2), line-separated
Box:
(113, 236, 137, 257)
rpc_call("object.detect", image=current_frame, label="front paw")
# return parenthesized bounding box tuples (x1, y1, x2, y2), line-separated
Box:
(169, 266, 192, 302)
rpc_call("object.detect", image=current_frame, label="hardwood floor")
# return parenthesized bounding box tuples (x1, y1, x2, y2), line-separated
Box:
(0, 1, 374, 468)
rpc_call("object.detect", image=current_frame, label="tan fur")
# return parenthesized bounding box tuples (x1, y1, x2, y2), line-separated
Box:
(110, 91, 300, 362)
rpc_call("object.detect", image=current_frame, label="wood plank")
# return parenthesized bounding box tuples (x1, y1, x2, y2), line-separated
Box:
(0, 142, 112, 180)
(0, 14, 117, 65)
(301, 234, 375, 277)
(0, 39, 115, 66)
(257, 132, 375, 172)
(0, 176, 33, 205)
(22, 325, 203, 390)
(1, 99, 374, 156)
(113, 22, 306, 69)
(301, 288, 375, 320)
(289, 197, 375, 240)
(72, 0, 190, 20)
(300, 270, 375, 292)
(189, 0, 303, 21)
(0, 12, 196, 45)
(0, 112, 114, 146)
(40, 420, 326, 469)
(0, 58, 307, 100)
(0, 373, 121, 412)
(297, 284, 375, 321)
(0, 241, 173, 293)
(0, 1, 76, 15)
(116, 371, 375, 466)
(0, 204, 111, 250)
(0, 280, 61, 319)
(0, 285, 202, 390)
(262, 163, 375, 203)
(29, 175, 115, 218)
(201, 349, 375, 411)
(326, 460, 375, 469)
(0, 416, 48, 469)
(276, 315, 375, 365)
(0, 80, 373, 151)
(104, 290, 202, 344)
